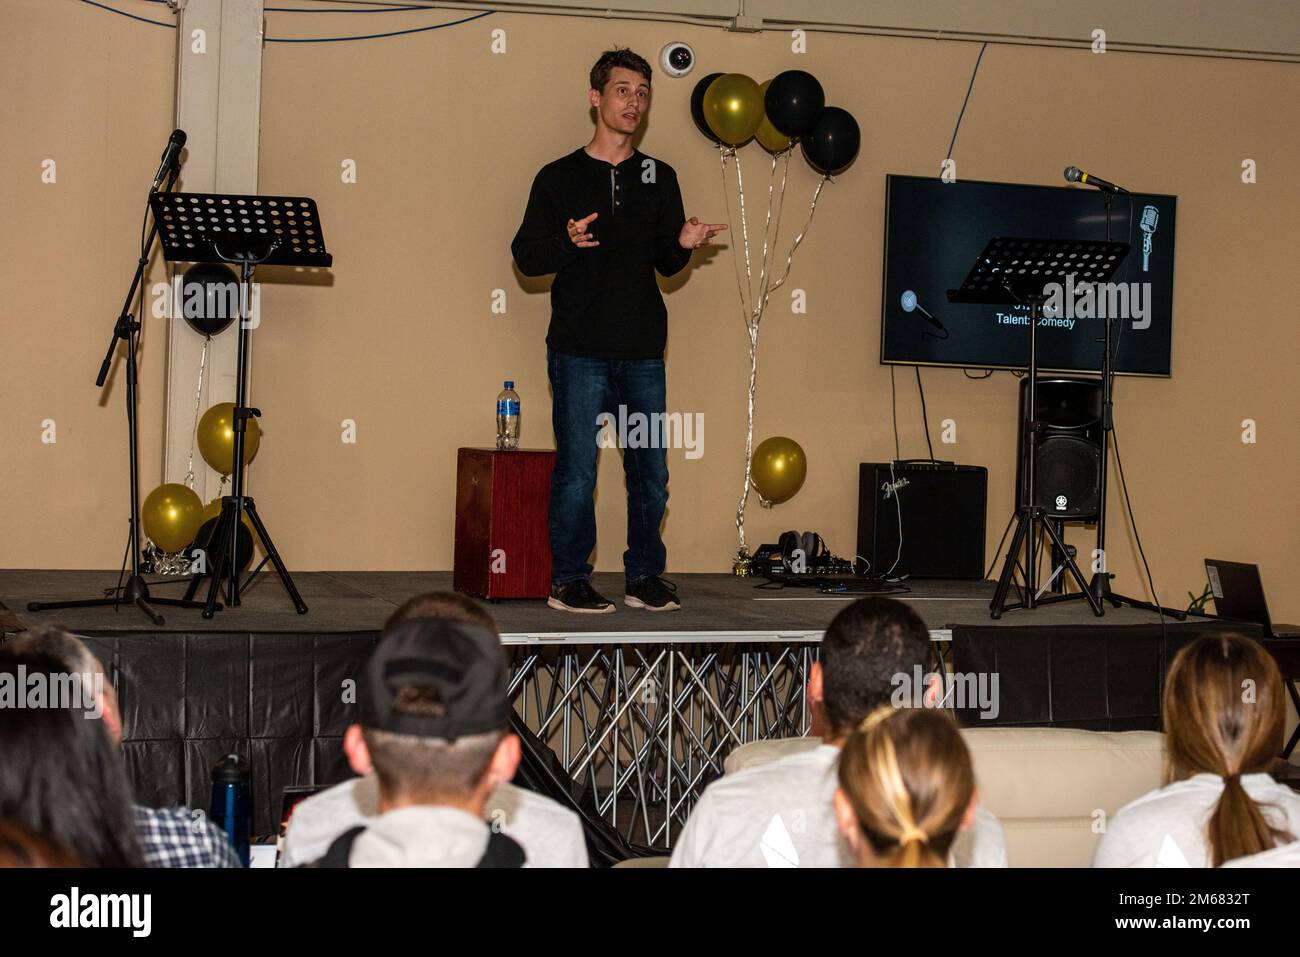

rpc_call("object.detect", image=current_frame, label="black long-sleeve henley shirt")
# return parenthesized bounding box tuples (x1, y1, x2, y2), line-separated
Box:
(511, 147, 691, 359)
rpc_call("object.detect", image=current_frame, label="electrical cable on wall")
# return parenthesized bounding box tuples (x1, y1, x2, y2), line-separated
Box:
(265, 9, 493, 42)
(1111, 416, 1168, 640)
(81, 1, 493, 42)
(945, 42, 988, 165)
(894, 40, 990, 465)
(914, 365, 935, 461)
(889, 366, 901, 461)
(79, 0, 173, 27)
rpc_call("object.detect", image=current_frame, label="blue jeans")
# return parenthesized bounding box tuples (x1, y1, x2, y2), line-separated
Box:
(547, 348, 669, 586)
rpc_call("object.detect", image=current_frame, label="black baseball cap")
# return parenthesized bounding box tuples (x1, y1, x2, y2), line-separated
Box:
(358, 618, 509, 740)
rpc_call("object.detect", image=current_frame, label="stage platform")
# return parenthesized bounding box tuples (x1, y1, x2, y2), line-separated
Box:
(1, 569, 1171, 640)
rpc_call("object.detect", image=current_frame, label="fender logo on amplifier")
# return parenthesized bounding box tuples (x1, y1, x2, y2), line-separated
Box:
(882, 477, 910, 500)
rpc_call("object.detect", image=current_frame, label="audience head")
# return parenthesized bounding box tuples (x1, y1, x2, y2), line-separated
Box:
(4, 624, 120, 742)
(810, 597, 934, 740)
(0, 650, 143, 867)
(835, 705, 976, 868)
(1162, 632, 1290, 866)
(384, 590, 499, 634)
(346, 594, 518, 814)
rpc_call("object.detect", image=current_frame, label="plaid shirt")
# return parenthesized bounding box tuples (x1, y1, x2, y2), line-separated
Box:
(133, 805, 241, 868)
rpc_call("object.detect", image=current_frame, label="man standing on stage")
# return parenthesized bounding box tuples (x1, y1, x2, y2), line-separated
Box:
(512, 48, 725, 614)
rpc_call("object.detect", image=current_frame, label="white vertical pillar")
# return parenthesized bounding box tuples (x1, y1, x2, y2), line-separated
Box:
(163, 0, 264, 500)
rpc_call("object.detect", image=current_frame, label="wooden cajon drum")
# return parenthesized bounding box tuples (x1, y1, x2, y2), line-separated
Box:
(453, 448, 554, 599)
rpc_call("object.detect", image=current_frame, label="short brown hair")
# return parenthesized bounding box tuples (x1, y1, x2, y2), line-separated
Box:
(590, 48, 651, 93)
(361, 728, 503, 803)
(384, 591, 498, 635)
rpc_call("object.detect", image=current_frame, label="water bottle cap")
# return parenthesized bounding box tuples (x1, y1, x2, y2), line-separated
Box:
(211, 752, 250, 783)
(504, 380, 514, 390)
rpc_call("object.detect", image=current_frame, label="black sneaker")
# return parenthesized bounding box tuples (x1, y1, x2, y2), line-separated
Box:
(548, 579, 616, 614)
(624, 576, 681, 612)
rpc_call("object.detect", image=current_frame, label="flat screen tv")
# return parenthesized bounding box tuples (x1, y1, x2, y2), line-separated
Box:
(881, 175, 1176, 376)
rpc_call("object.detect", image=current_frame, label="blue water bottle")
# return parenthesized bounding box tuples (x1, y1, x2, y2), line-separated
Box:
(209, 753, 251, 867)
(496, 380, 520, 450)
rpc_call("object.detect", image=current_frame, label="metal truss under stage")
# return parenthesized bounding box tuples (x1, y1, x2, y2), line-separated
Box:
(508, 632, 824, 848)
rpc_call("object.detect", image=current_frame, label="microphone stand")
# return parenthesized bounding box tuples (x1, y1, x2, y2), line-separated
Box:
(1088, 189, 1184, 619)
(28, 160, 213, 624)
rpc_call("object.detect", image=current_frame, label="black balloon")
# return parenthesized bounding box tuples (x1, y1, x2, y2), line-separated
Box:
(801, 107, 860, 175)
(180, 262, 239, 338)
(764, 70, 825, 138)
(189, 516, 254, 575)
(690, 72, 725, 143)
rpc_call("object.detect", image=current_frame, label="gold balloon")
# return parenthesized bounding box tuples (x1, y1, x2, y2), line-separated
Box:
(141, 483, 204, 553)
(200, 498, 260, 546)
(197, 402, 261, 476)
(703, 73, 764, 146)
(754, 79, 795, 154)
(751, 437, 807, 505)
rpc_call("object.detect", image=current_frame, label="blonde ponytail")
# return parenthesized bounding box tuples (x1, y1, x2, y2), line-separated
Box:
(837, 706, 973, 868)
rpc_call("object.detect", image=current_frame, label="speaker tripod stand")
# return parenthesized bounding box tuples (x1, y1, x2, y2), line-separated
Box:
(945, 236, 1129, 619)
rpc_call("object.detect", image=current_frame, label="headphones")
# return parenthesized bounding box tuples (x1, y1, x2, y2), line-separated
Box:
(777, 530, 826, 567)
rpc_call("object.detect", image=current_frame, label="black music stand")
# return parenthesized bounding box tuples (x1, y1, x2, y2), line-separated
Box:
(149, 192, 332, 619)
(948, 236, 1128, 619)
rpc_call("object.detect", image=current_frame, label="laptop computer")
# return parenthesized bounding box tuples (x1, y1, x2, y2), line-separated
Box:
(273, 784, 331, 867)
(1204, 559, 1300, 638)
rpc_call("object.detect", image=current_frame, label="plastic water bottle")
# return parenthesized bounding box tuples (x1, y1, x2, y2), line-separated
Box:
(496, 380, 520, 450)
(209, 753, 251, 867)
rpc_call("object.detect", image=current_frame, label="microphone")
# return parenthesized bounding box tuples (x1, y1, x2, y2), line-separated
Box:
(1063, 165, 1126, 194)
(1139, 204, 1159, 271)
(900, 290, 946, 333)
(150, 129, 187, 192)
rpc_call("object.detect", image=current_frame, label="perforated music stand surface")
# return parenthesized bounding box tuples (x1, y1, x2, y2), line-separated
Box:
(947, 236, 1129, 306)
(148, 192, 332, 267)
(146, 191, 328, 620)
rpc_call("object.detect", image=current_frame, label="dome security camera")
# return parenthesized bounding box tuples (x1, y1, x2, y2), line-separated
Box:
(660, 42, 695, 78)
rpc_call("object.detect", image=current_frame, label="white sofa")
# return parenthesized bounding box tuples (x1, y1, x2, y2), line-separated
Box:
(720, 725, 1167, 867)
(960, 726, 1165, 867)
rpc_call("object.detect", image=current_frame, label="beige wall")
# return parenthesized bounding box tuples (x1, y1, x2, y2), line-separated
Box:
(1, 0, 176, 564)
(4, 5, 1298, 620)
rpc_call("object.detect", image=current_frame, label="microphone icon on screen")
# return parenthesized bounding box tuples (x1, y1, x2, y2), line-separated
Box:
(1139, 205, 1159, 272)
(901, 289, 948, 337)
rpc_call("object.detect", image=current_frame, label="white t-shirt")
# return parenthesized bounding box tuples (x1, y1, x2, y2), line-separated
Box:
(1093, 773, 1300, 868)
(669, 744, 1008, 868)
(348, 806, 497, 867)
(280, 775, 589, 868)
(1221, 838, 1300, 868)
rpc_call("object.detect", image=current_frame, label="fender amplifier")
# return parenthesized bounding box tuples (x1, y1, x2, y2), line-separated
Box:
(857, 463, 987, 579)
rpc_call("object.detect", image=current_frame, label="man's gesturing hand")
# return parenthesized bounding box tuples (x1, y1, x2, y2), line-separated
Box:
(679, 216, 728, 250)
(567, 212, 600, 248)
